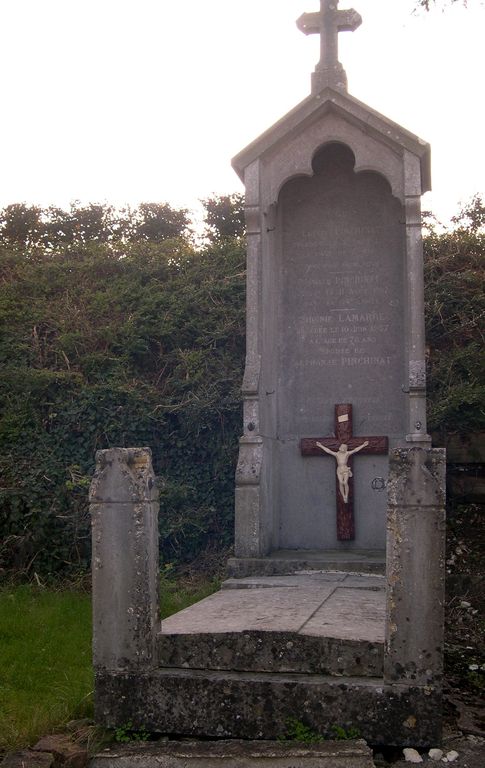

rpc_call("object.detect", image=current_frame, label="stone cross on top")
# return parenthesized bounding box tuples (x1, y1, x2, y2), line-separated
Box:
(297, 0, 362, 93)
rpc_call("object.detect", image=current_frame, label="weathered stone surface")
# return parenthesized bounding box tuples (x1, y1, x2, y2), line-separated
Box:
(1, 752, 54, 768)
(302, 588, 384, 642)
(158, 629, 382, 677)
(385, 448, 446, 687)
(232, 89, 431, 199)
(158, 573, 384, 676)
(160, 584, 337, 634)
(297, 0, 362, 94)
(89, 447, 158, 505)
(227, 550, 386, 578)
(95, 668, 442, 747)
(234, 126, 430, 556)
(33, 735, 87, 768)
(221, 573, 385, 590)
(402, 747, 422, 763)
(90, 739, 374, 768)
(339, 574, 385, 590)
(272, 144, 407, 551)
(449, 696, 485, 738)
(222, 573, 348, 588)
(232, 9, 432, 557)
(386, 447, 446, 509)
(90, 448, 160, 673)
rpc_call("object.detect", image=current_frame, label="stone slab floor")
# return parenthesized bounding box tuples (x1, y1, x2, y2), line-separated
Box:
(157, 571, 385, 678)
(161, 572, 385, 643)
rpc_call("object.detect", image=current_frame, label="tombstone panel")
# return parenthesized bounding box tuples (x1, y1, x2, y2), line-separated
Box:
(275, 143, 406, 549)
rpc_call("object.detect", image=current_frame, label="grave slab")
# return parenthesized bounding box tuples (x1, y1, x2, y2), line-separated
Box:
(160, 584, 337, 634)
(301, 588, 385, 642)
(160, 573, 384, 640)
(158, 573, 384, 677)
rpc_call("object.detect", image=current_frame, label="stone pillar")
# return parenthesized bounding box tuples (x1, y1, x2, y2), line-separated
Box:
(90, 447, 159, 672)
(404, 151, 431, 444)
(234, 159, 272, 558)
(384, 447, 446, 687)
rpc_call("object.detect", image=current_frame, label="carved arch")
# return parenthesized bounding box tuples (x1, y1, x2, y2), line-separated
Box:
(264, 113, 405, 205)
(273, 140, 400, 204)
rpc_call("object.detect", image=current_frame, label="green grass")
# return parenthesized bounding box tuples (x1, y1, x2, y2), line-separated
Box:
(0, 576, 218, 756)
(159, 575, 219, 618)
(0, 584, 93, 755)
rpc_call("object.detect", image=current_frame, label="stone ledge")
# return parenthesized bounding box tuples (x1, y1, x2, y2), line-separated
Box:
(227, 551, 386, 578)
(157, 630, 383, 677)
(90, 739, 375, 768)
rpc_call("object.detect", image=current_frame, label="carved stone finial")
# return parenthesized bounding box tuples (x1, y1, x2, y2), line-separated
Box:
(89, 447, 157, 504)
(297, 0, 362, 93)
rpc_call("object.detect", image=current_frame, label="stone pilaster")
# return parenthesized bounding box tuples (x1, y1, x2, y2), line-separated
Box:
(384, 447, 446, 687)
(234, 161, 271, 557)
(90, 447, 159, 673)
(404, 151, 431, 444)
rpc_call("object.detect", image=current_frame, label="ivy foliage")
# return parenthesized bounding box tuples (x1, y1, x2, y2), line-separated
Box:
(424, 197, 485, 436)
(0, 201, 245, 576)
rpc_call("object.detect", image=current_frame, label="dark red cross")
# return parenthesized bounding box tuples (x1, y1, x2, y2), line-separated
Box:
(300, 403, 388, 541)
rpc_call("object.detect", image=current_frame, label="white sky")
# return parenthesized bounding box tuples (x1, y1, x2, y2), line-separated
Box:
(0, 0, 484, 224)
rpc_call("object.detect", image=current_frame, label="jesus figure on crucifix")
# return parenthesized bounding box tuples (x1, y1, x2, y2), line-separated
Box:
(301, 405, 388, 539)
(316, 441, 369, 503)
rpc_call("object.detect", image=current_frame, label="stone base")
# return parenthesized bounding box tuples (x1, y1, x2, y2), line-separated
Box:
(95, 668, 442, 747)
(158, 572, 384, 677)
(158, 629, 383, 677)
(227, 550, 386, 578)
(90, 739, 375, 768)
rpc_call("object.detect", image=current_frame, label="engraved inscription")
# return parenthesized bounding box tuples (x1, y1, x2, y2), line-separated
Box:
(294, 274, 396, 371)
(275, 145, 407, 549)
(277, 156, 406, 440)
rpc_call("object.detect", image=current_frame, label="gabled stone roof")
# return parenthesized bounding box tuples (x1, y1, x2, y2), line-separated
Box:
(232, 87, 431, 194)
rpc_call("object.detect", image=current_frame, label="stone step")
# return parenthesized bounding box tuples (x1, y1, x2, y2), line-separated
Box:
(158, 572, 385, 677)
(227, 549, 386, 578)
(90, 739, 375, 768)
(158, 629, 383, 676)
(95, 667, 442, 747)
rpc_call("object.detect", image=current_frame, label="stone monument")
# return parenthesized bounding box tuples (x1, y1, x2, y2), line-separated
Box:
(230, 0, 435, 568)
(90, 1, 446, 750)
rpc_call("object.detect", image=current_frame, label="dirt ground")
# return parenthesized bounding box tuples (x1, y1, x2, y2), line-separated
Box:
(443, 503, 484, 740)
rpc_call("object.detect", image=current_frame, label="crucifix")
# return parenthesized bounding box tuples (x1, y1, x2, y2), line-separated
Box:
(300, 404, 388, 541)
(297, 0, 362, 92)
